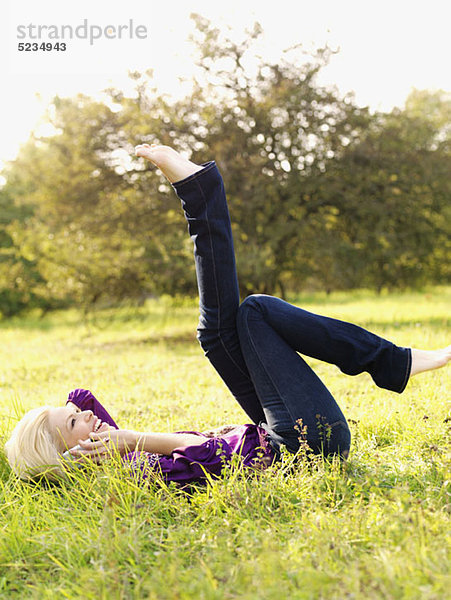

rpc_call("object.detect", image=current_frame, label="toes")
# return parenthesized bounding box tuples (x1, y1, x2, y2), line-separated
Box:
(135, 145, 152, 157)
(135, 143, 157, 149)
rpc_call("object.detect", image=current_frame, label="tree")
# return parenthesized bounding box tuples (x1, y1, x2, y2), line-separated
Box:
(313, 90, 451, 292)
(1, 19, 449, 317)
(145, 14, 371, 296)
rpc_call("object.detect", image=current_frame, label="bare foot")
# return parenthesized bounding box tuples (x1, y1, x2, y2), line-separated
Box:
(135, 144, 203, 183)
(410, 345, 451, 376)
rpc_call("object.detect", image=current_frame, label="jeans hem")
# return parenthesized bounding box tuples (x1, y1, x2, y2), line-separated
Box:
(398, 347, 412, 394)
(172, 161, 216, 188)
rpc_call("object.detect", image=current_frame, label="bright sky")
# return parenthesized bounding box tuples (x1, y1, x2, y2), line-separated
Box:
(1, 0, 449, 168)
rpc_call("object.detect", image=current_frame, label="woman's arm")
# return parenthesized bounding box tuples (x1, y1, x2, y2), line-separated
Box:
(134, 431, 207, 454)
(72, 429, 207, 460)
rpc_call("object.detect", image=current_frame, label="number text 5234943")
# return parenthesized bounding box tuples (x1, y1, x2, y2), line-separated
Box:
(18, 42, 67, 51)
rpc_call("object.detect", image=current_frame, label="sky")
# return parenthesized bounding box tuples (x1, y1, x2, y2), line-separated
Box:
(1, 0, 450, 170)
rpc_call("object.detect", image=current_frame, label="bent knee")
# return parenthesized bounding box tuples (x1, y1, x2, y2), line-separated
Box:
(239, 294, 267, 309)
(237, 294, 269, 321)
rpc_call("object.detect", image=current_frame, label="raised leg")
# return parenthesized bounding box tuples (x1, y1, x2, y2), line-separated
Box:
(237, 295, 352, 456)
(239, 295, 412, 393)
(135, 144, 265, 424)
(235, 294, 444, 457)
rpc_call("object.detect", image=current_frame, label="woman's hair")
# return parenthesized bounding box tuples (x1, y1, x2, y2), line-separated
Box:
(4, 406, 65, 482)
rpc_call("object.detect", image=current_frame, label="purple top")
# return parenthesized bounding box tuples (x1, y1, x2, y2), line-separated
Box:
(67, 389, 275, 485)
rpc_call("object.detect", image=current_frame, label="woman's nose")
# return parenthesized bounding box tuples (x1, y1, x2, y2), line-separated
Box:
(83, 410, 93, 420)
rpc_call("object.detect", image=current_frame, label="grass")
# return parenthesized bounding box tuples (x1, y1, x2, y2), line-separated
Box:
(0, 288, 449, 599)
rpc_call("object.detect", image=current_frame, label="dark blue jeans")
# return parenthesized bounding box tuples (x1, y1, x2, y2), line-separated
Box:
(172, 161, 412, 458)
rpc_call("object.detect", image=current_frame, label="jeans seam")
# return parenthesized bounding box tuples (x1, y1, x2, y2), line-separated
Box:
(193, 177, 251, 380)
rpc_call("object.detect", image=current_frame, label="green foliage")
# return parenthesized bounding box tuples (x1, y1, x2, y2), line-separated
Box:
(315, 94, 451, 292)
(0, 165, 58, 317)
(0, 17, 450, 317)
(0, 289, 449, 598)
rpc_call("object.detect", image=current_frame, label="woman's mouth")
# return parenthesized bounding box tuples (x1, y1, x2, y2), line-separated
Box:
(92, 417, 103, 432)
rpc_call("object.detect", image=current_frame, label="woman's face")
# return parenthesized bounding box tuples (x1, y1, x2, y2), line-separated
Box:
(48, 402, 110, 451)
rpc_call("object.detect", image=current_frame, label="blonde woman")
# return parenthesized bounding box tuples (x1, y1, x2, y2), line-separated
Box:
(6, 145, 450, 483)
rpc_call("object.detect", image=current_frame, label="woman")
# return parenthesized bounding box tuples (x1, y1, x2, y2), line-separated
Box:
(5, 144, 450, 484)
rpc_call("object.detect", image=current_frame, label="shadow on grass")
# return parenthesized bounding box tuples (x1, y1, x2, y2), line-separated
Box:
(1, 311, 448, 337)
(287, 286, 450, 306)
(0, 300, 198, 333)
(91, 331, 198, 350)
(2, 287, 449, 332)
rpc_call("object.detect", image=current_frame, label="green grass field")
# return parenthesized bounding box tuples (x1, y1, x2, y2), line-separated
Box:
(0, 288, 449, 599)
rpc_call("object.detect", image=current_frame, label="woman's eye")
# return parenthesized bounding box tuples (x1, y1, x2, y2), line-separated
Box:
(71, 418, 76, 428)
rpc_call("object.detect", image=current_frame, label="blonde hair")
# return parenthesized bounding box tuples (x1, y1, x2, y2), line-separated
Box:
(5, 406, 65, 482)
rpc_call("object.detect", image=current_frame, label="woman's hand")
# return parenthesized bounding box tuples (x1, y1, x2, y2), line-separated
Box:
(71, 429, 138, 462)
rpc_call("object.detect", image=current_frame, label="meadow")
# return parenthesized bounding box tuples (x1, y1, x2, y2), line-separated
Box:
(0, 288, 449, 599)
